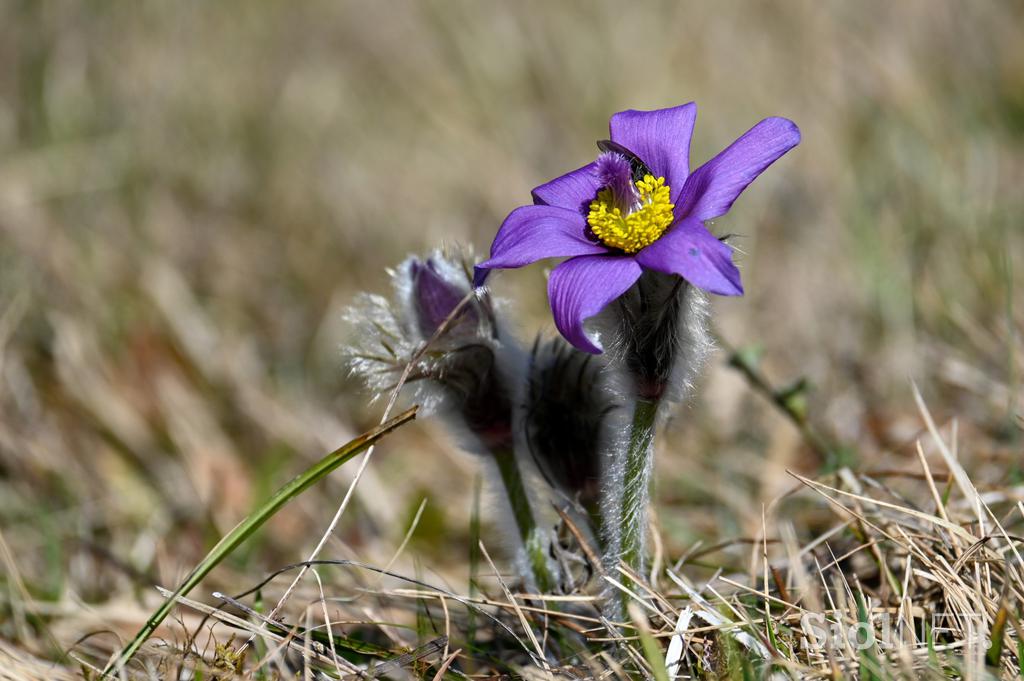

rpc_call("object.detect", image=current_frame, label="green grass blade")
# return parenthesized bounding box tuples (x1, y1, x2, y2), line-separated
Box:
(102, 406, 418, 676)
(985, 599, 1008, 668)
(628, 604, 669, 681)
(855, 591, 883, 681)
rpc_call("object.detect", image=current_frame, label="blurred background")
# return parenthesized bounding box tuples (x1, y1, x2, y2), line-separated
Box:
(0, 0, 1021, 666)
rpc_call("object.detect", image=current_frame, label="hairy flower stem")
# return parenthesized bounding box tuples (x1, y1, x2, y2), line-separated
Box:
(493, 448, 554, 593)
(620, 398, 659, 577)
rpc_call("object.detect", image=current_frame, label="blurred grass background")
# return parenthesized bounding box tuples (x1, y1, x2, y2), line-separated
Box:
(0, 0, 1021, 668)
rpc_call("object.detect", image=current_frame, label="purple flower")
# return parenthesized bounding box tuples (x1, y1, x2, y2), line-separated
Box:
(475, 103, 800, 354)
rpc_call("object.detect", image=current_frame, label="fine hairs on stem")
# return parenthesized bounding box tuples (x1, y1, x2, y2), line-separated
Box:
(596, 271, 712, 592)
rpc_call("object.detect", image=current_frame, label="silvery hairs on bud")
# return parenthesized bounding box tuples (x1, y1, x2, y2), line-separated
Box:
(522, 336, 621, 517)
(342, 247, 525, 452)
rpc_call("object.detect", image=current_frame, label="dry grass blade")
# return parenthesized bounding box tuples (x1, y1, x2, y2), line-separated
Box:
(153, 586, 354, 672)
(477, 540, 552, 675)
(365, 635, 448, 678)
(431, 647, 462, 681)
(101, 406, 417, 676)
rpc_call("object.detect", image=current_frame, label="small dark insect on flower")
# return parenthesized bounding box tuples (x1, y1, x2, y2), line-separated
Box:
(595, 138, 653, 183)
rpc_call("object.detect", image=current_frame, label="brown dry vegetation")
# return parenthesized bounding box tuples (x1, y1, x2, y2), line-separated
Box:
(0, 1, 1022, 678)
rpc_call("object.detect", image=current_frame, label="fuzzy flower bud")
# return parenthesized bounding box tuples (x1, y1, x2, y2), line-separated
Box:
(344, 248, 519, 450)
(409, 257, 478, 339)
(522, 336, 616, 514)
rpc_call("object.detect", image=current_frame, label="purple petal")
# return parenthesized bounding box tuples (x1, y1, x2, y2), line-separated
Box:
(475, 205, 606, 286)
(548, 255, 642, 354)
(410, 258, 475, 338)
(635, 217, 743, 296)
(531, 162, 602, 213)
(676, 117, 800, 222)
(608, 102, 697, 200)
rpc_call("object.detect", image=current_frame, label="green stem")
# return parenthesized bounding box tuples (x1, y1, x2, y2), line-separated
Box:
(493, 448, 554, 593)
(620, 399, 659, 575)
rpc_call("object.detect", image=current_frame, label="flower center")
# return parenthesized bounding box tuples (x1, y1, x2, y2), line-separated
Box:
(587, 174, 674, 254)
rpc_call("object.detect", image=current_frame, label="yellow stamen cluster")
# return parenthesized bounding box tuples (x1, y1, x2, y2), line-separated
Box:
(587, 175, 674, 254)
